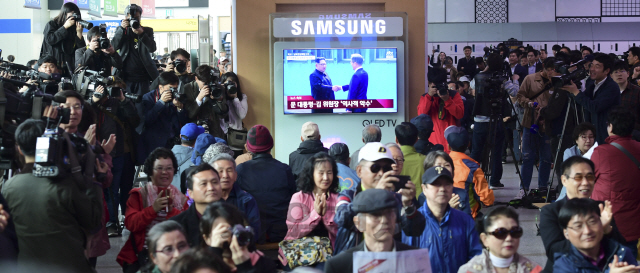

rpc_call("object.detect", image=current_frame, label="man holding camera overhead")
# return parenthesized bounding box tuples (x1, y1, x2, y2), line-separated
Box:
(112, 4, 159, 96)
(183, 65, 228, 139)
(75, 26, 122, 75)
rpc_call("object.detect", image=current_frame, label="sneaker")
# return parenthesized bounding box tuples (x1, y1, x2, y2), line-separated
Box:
(490, 182, 505, 189)
(515, 189, 527, 199)
(107, 225, 121, 237)
(502, 157, 507, 164)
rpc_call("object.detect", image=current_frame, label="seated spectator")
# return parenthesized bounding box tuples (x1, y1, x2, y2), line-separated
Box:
(539, 156, 627, 273)
(418, 67, 464, 153)
(611, 60, 640, 141)
(557, 123, 596, 200)
(410, 114, 444, 156)
(169, 247, 231, 273)
(349, 124, 382, 170)
(200, 202, 278, 272)
(203, 142, 235, 163)
(145, 220, 190, 273)
(236, 125, 296, 244)
(446, 126, 494, 218)
(402, 166, 482, 273)
(333, 142, 425, 255)
(3, 119, 103, 272)
(458, 206, 542, 273)
(328, 143, 360, 192)
(209, 154, 261, 242)
(395, 122, 426, 198)
(180, 133, 219, 195)
(280, 152, 340, 269)
(325, 189, 419, 273)
(171, 123, 205, 191)
(417, 150, 471, 216)
(117, 148, 189, 272)
(0, 192, 17, 262)
(553, 198, 639, 273)
(591, 107, 640, 258)
(289, 121, 328, 179)
(170, 164, 222, 247)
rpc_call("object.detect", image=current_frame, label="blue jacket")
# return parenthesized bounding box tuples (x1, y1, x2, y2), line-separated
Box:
(417, 187, 471, 216)
(236, 153, 296, 244)
(333, 188, 426, 255)
(336, 163, 359, 192)
(572, 76, 620, 145)
(342, 68, 369, 112)
(138, 89, 189, 163)
(309, 69, 335, 100)
(401, 204, 482, 273)
(553, 238, 637, 273)
(225, 183, 262, 242)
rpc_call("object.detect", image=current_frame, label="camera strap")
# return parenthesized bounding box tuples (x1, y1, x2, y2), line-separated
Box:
(611, 142, 640, 169)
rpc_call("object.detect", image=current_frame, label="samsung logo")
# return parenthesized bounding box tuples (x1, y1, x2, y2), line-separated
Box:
(291, 19, 386, 35)
(318, 13, 372, 19)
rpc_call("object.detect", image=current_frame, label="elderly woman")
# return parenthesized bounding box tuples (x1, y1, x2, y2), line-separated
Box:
(557, 123, 596, 200)
(145, 220, 190, 273)
(458, 206, 542, 273)
(117, 148, 188, 273)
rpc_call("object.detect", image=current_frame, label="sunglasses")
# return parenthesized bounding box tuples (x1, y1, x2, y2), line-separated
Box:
(370, 163, 393, 174)
(487, 226, 523, 240)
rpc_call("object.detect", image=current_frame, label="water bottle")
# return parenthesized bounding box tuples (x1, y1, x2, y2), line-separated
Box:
(530, 102, 539, 134)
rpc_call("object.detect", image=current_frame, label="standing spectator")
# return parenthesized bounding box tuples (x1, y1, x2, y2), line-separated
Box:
(144, 220, 190, 273)
(212, 48, 219, 67)
(590, 107, 640, 258)
(220, 72, 248, 153)
(75, 26, 122, 74)
(289, 121, 328, 179)
(40, 2, 86, 76)
(112, 4, 159, 96)
(563, 53, 620, 145)
(457, 46, 477, 79)
(457, 77, 476, 136)
(3, 119, 103, 272)
(280, 152, 340, 269)
(540, 48, 548, 63)
(581, 46, 593, 59)
(208, 153, 261, 242)
(349, 124, 381, 170)
(611, 60, 640, 140)
(430, 49, 446, 68)
(171, 123, 205, 191)
(117, 148, 189, 272)
(443, 56, 458, 82)
(236, 125, 296, 243)
(328, 143, 360, 192)
(183, 65, 228, 139)
(627, 47, 640, 85)
(410, 114, 444, 156)
(526, 49, 543, 75)
(418, 67, 464, 153)
(138, 72, 189, 164)
(508, 50, 528, 85)
(395, 122, 426, 198)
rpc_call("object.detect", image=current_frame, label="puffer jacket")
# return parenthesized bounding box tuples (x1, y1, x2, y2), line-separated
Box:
(449, 151, 494, 218)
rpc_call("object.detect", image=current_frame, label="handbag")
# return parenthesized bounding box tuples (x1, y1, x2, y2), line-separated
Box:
(227, 125, 248, 150)
(279, 236, 333, 269)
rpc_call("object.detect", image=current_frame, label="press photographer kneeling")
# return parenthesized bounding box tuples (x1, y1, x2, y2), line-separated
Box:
(183, 65, 229, 139)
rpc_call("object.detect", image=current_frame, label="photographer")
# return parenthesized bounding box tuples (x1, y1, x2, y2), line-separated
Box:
(2, 119, 103, 272)
(75, 26, 122, 75)
(220, 72, 247, 152)
(112, 4, 159, 96)
(40, 2, 86, 76)
(183, 65, 228, 139)
(139, 72, 189, 163)
(471, 53, 520, 189)
(149, 48, 195, 93)
(418, 67, 464, 153)
(18, 56, 61, 94)
(90, 77, 141, 236)
(430, 49, 446, 68)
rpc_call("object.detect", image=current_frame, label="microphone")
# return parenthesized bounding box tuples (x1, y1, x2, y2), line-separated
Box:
(571, 54, 594, 68)
(2, 62, 32, 72)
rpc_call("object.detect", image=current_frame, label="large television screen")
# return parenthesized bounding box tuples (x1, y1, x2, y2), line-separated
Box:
(283, 48, 398, 114)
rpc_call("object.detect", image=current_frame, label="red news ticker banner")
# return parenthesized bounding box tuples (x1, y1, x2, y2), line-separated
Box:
(287, 96, 394, 110)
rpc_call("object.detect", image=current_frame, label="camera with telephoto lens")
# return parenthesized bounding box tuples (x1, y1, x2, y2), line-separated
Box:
(231, 225, 254, 247)
(125, 4, 142, 29)
(99, 24, 110, 50)
(69, 13, 93, 30)
(223, 81, 237, 95)
(551, 55, 594, 90)
(208, 69, 225, 100)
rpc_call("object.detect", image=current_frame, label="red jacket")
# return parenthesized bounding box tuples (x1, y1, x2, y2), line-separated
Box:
(417, 92, 464, 153)
(116, 188, 188, 266)
(591, 135, 640, 242)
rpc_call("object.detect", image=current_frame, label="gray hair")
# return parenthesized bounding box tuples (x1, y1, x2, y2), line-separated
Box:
(385, 142, 401, 151)
(146, 220, 186, 257)
(362, 125, 382, 143)
(210, 153, 236, 169)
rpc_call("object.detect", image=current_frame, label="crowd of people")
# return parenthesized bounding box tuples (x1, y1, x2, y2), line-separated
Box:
(1, 2, 640, 273)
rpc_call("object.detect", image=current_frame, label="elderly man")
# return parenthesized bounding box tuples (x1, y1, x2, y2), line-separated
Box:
(332, 142, 425, 255)
(209, 153, 261, 241)
(325, 189, 419, 273)
(289, 121, 328, 178)
(349, 124, 382, 169)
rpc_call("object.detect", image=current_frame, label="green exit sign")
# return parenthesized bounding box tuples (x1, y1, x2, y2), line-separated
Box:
(166, 9, 173, 17)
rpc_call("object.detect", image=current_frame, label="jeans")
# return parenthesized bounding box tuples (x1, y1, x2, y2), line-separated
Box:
(105, 153, 136, 225)
(470, 121, 504, 185)
(521, 129, 552, 190)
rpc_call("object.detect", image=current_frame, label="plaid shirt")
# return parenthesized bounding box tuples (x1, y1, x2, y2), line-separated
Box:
(621, 82, 640, 130)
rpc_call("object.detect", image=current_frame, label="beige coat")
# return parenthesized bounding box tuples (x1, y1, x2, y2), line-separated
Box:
(516, 72, 554, 129)
(458, 249, 543, 273)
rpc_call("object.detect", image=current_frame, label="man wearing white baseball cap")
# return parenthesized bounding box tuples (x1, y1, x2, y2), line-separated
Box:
(332, 142, 426, 255)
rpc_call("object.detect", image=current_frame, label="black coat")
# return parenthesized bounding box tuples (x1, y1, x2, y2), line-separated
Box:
(324, 241, 418, 273)
(457, 56, 477, 79)
(539, 198, 627, 273)
(511, 64, 528, 85)
(74, 47, 123, 73)
(91, 97, 140, 158)
(170, 204, 203, 248)
(288, 139, 328, 179)
(183, 81, 227, 139)
(111, 25, 159, 81)
(572, 76, 621, 145)
(40, 20, 86, 75)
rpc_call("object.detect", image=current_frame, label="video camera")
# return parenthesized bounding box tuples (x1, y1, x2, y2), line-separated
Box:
(72, 68, 115, 100)
(551, 54, 594, 90)
(99, 24, 110, 50)
(69, 13, 93, 30)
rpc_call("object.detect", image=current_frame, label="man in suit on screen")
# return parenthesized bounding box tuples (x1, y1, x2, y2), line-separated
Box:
(336, 53, 369, 113)
(309, 57, 338, 113)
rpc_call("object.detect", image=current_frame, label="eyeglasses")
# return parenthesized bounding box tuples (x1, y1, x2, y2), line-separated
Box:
(566, 173, 595, 182)
(486, 226, 523, 240)
(155, 242, 189, 256)
(154, 167, 175, 173)
(579, 135, 595, 141)
(370, 163, 393, 174)
(567, 218, 600, 232)
(62, 104, 83, 111)
(393, 157, 405, 164)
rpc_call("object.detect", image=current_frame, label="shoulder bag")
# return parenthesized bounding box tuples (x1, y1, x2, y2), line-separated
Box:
(227, 123, 248, 150)
(279, 236, 333, 269)
(611, 142, 640, 169)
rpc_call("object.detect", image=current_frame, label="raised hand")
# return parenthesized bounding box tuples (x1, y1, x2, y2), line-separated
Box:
(449, 193, 461, 210)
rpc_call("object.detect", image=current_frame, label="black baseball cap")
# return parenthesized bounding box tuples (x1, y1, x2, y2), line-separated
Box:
(351, 189, 397, 214)
(422, 166, 454, 185)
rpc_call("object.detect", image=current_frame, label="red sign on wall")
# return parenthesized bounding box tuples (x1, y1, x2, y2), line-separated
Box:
(141, 0, 156, 18)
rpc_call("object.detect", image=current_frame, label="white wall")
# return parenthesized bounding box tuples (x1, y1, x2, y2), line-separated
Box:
(0, 1, 50, 65)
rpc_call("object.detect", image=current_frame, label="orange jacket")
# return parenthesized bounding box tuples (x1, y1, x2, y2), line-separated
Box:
(449, 151, 495, 218)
